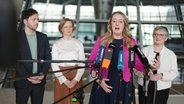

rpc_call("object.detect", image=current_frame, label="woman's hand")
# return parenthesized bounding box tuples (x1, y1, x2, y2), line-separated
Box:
(150, 55, 160, 71)
(97, 78, 112, 93)
(149, 73, 163, 81)
(91, 70, 98, 78)
(133, 68, 144, 78)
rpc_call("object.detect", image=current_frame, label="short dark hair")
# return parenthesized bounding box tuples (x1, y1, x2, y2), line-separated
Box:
(21, 8, 38, 20)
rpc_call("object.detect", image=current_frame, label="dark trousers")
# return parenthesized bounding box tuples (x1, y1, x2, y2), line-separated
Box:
(16, 85, 45, 104)
(138, 85, 170, 104)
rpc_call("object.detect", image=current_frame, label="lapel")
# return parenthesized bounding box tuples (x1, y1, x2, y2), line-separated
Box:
(36, 31, 41, 59)
(21, 31, 32, 59)
(19, 31, 33, 73)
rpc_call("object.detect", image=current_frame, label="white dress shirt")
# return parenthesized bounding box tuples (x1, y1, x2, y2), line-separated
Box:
(51, 38, 85, 84)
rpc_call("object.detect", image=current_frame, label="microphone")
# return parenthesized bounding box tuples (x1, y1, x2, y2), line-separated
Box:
(128, 47, 135, 68)
(133, 45, 150, 96)
(153, 52, 160, 74)
(101, 43, 116, 69)
(154, 52, 160, 61)
(133, 45, 150, 71)
(98, 43, 116, 85)
(117, 50, 124, 71)
(95, 45, 106, 70)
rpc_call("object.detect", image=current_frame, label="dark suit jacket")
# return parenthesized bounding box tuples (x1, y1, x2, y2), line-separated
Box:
(14, 30, 51, 89)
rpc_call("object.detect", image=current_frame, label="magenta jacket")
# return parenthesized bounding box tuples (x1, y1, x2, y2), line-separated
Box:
(89, 36, 144, 82)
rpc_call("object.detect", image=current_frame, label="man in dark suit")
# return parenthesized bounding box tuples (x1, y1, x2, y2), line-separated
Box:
(14, 8, 51, 104)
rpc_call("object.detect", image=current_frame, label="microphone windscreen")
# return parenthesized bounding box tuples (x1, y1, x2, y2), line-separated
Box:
(101, 48, 113, 69)
(101, 58, 111, 69)
(109, 43, 116, 49)
(101, 43, 116, 69)
(118, 50, 124, 70)
(128, 47, 135, 68)
(96, 45, 105, 64)
(133, 45, 150, 70)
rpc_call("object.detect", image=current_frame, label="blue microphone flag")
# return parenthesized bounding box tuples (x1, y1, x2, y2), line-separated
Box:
(117, 50, 124, 71)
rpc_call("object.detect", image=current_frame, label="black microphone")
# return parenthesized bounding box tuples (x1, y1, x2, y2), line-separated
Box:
(98, 43, 116, 85)
(154, 52, 160, 61)
(101, 43, 116, 69)
(153, 52, 160, 74)
(128, 47, 135, 68)
(128, 47, 136, 104)
(133, 45, 150, 71)
(133, 45, 150, 96)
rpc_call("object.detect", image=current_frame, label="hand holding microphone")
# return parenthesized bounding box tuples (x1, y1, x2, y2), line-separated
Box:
(150, 52, 160, 71)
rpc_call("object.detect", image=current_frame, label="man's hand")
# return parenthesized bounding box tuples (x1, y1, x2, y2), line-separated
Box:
(27, 75, 45, 84)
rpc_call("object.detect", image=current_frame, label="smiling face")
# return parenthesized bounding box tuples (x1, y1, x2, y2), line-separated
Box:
(111, 13, 125, 38)
(153, 29, 168, 45)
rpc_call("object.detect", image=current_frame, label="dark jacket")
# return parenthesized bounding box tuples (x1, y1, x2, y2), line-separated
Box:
(14, 30, 51, 88)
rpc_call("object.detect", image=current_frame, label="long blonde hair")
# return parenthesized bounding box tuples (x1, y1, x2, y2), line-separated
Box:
(100, 11, 134, 48)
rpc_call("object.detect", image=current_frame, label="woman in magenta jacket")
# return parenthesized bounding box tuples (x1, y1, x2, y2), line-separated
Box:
(88, 11, 144, 104)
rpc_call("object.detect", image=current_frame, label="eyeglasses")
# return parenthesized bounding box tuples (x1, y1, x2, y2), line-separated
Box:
(153, 34, 166, 38)
(63, 26, 73, 29)
(111, 20, 123, 24)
